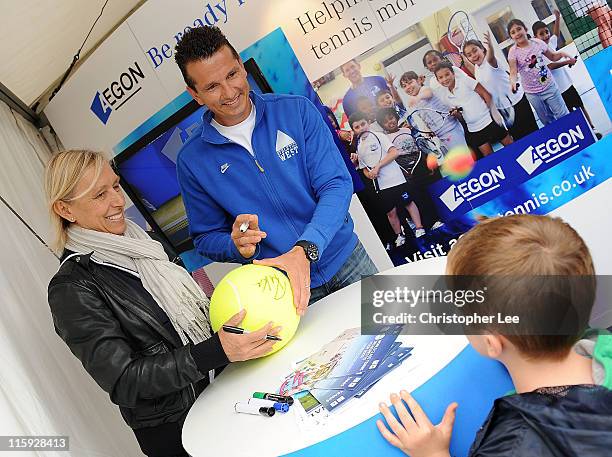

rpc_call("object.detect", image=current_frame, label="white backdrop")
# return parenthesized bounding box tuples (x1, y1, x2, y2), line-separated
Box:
(0, 100, 143, 456)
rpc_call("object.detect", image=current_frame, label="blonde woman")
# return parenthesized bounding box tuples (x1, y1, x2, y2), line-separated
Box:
(46, 150, 279, 457)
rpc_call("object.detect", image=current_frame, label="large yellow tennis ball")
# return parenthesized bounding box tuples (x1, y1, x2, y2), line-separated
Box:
(209, 264, 300, 355)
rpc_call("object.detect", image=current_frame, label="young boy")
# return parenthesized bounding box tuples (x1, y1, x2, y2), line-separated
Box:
(435, 61, 513, 156)
(356, 96, 384, 132)
(376, 107, 444, 232)
(376, 89, 408, 126)
(399, 71, 468, 153)
(349, 111, 427, 241)
(532, 11, 602, 138)
(377, 214, 612, 456)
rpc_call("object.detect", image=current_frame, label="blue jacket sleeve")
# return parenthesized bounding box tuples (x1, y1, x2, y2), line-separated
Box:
(298, 98, 353, 255)
(176, 153, 253, 263)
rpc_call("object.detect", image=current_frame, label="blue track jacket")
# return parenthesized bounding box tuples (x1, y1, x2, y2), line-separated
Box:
(177, 92, 358, 288)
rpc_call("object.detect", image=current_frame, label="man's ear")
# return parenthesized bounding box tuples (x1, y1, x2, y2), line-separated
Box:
(53, 200, 74, 223)
(186, 86, 204, 106)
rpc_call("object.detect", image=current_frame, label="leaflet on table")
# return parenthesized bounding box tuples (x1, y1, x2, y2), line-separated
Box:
(278, 325, 403, 396)
(311, 342, 407, 390)
(310, 346, 414, 411)
(354, 346, 414, 398)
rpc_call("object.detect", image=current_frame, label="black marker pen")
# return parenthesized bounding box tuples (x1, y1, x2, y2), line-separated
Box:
(222, 325, 282, 341)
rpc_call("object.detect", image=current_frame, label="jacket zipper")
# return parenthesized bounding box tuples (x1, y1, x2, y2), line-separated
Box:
(251, 143, 326, 286)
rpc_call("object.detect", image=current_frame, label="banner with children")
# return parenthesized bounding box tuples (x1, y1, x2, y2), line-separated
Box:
(314, 0, 612, 266)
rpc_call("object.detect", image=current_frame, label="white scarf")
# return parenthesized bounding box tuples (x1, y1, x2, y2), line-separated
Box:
(65, 219, 211, 345)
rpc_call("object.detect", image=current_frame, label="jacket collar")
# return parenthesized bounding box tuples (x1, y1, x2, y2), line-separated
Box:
(199, 91, 265, 145)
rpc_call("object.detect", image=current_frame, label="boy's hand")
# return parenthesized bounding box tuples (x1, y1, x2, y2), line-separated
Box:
(376, 390, 457, 457)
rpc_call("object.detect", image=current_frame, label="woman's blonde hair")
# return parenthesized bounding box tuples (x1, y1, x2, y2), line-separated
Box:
(44, 149, 109, 253)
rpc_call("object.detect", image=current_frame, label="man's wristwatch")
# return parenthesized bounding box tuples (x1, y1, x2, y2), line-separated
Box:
(295, 240, 319, 263)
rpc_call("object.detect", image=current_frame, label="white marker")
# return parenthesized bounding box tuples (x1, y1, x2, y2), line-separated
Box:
(234, 402, 275, 416)
(239, 221, 249, 233)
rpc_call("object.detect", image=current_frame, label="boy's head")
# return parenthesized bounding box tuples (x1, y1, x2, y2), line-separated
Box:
(356, 96, 375, 119)
(434, 62, 455, 88)
(376, 107, 399, 133)
(399, 71, 421, 96)
(532, 21, 551, 42)
(423, 50, 444, 72)
(349, 111, 370, 135)
(376, 89, 394, 108)
(447, 215, 595, 362)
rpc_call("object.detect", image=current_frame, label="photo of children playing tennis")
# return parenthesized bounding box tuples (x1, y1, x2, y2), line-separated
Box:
(314, 0, 611, 266)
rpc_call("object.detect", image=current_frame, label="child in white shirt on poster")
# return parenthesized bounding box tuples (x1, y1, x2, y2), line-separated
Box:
(462, 32, 539, 140)
(434, 62, 513, 157)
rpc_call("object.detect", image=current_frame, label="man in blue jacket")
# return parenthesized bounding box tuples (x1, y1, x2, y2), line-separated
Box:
(174, 26, 377, 315)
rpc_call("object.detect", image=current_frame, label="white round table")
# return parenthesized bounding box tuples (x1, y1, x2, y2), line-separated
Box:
(182, 257, 512, 456)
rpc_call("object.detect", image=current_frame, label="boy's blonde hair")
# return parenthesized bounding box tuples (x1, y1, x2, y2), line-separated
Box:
(447, 215, 595, 359)
(44, 149, 109, 253)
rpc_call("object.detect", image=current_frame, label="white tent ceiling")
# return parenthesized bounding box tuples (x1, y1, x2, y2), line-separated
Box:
(1, 0, 143, 108)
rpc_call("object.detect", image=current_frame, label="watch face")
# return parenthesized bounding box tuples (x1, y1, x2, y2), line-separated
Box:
(307, 244, 319, 261)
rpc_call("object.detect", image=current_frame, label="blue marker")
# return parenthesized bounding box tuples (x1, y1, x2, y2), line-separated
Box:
(248, 397, 289, 413)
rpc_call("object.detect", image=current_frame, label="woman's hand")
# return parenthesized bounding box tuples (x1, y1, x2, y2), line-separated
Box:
(218, 310, 281, 362)
(376, 390, 457, 457)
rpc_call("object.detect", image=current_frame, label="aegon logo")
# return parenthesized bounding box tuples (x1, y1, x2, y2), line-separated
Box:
(516, 125, 585, 175)
(439, 166, 506, 211)
(90, 62, 145, 125)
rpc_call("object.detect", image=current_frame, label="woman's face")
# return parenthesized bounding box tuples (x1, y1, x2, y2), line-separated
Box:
(425, 53, 442, 72)
(57, 162, 127, 235)
(464, 43, 485, 65)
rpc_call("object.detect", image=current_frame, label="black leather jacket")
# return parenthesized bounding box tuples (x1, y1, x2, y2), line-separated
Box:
(47, 251, 228, 429)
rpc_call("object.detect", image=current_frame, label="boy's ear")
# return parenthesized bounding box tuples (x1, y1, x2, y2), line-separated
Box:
(483, 334, 504, 358)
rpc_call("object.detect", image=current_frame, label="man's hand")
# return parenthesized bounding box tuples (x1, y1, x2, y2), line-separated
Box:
(231, 214, 266, 258)
(254, 246, 311, 316)
(218, 309, 281, 362)
(377, 390, 457, 457)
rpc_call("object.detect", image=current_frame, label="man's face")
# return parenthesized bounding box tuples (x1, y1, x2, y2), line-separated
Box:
(436, 68, 455, 88)
(341, 61, 363, 84)
(382, 114, 398, 133)
(535, 27, 550, 43)
(185, 45, 251, 126)
(377, 92, 394, 108)
(351, 119, 369, 136)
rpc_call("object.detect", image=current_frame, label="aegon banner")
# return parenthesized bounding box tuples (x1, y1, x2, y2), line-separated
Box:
(430, 110, 596, 220)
